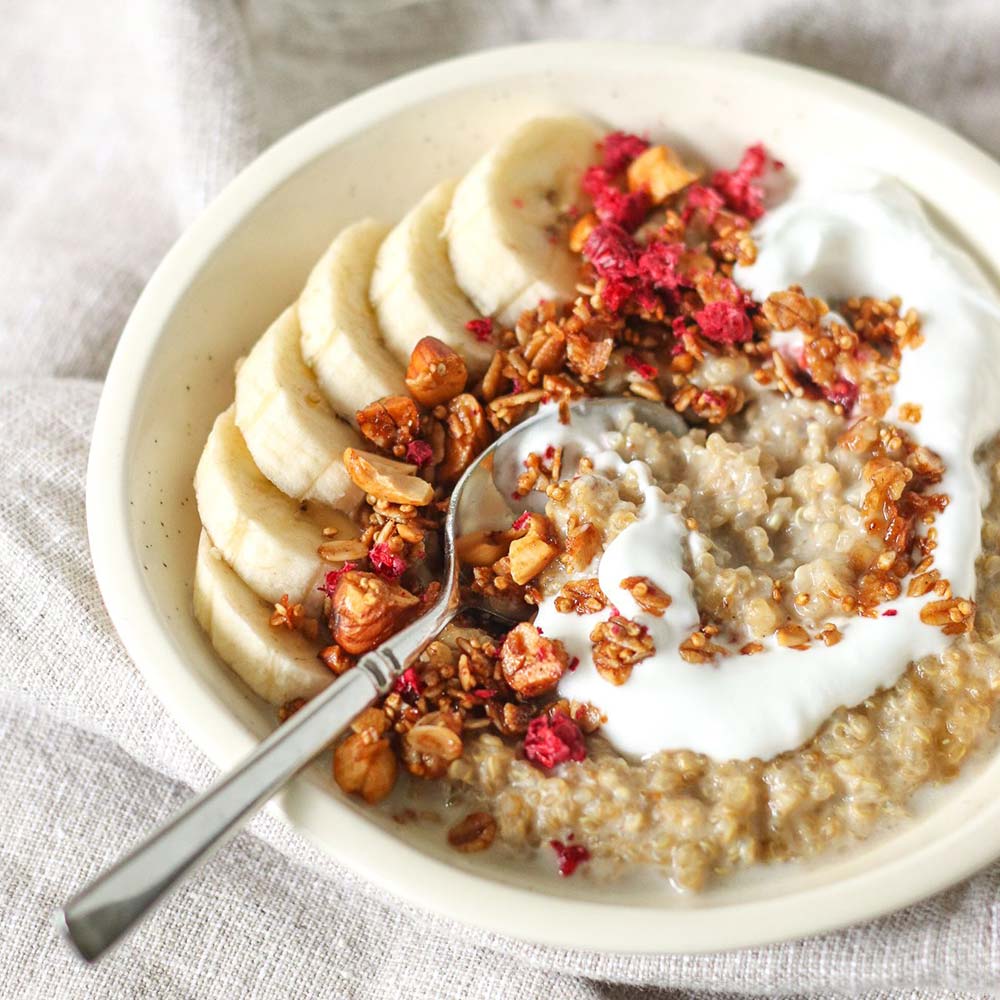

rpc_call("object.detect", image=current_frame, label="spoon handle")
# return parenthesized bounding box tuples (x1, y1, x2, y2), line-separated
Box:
(58, 597, 458, 962)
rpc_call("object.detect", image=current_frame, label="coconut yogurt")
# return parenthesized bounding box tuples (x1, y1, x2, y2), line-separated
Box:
(510, 171, 1000, 762)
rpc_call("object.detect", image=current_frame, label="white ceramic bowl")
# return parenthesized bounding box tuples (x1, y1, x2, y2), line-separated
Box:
(88, 41, 1000, 954)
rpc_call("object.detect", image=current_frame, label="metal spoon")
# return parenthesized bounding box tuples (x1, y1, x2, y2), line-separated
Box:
(57, 396, 674, 961)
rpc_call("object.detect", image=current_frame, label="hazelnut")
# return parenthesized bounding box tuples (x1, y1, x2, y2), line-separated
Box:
(405, 337, 468, 406)
(331, 570, 419, 654)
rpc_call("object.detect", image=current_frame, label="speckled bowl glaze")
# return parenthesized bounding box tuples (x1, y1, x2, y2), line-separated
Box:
(87, 42, 1000, 953)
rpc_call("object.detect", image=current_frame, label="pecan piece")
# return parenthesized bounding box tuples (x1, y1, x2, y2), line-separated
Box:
(356, 395, 421, 452)
(405, 336, 468, 406)
(620, 576, 671, 616)
(500, 622, 570, 698)
(438, 393, 491, 484)
(447, 812, 497, 853)
(554, 577, 607, 615)
(762, 288, 823, 331)
(330, 570, 420, 654)
(590, 615, 654, 685)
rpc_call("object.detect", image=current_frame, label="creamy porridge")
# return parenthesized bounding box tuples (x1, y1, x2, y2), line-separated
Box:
(191, 116, 1000, 889)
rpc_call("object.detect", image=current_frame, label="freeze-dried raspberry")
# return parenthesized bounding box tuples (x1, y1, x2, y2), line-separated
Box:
(824, 377, 858, 412)
(511, 511, 532, 532)
(523, 712, 587, 769)
(682, 184, 725, 224)
(624, 354, 658, 380)
(592, 185, 650, 231)
(550, 839, 590, 877)
(369, 542, 407, 580)
(405, 439, 433, 466)
(694, 300, 753, 344)
(318, 562, 356, 597)
(710, 143, 770, 220)
(393, 666, 423, 702)
(600, 131, 649, 173)
(465, 317, 494, 343)
(637, 241, 685, 291)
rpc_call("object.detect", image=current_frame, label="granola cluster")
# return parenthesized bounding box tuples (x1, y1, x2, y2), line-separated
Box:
(268, 129, 975, 872)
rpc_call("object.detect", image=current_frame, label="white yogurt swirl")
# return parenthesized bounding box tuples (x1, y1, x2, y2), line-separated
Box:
(527, 169, 1000, 762)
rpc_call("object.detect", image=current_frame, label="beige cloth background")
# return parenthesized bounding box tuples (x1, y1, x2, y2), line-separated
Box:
(2, 1, 999, 997)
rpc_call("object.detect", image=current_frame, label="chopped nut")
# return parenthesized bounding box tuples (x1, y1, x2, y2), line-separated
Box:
(507, 514, 560, 584)
(438, 394, 491, 484)
(405, 336, 468, 406)
(560, 522, 601, 573)
(762, 288, 821, 331)
(319, 644, 355, 675)
(776, 623, 810, 649)
(356, 395, 421, 452)
(343, 447, 434, 506)
(568, 211, 598, 252)
(626, 145, 698, 203)
(447, 811, 497, 853)
(920, 597, 975, 634)
(318, 538, 369, 562)
(333, 732, 397, 804)
(331, 570, 420, 654)
(620, 576, 672, 616)
(590, 615, 655, 685)
(402, 710, 463, 778)
(500, 622, 569, 697)
(554, 577, 608, 615)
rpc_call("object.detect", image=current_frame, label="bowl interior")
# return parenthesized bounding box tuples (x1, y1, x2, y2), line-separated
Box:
(96, 44, 1000, 951)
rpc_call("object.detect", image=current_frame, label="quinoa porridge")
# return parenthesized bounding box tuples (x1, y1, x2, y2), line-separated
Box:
(192, 116, 1000, 890)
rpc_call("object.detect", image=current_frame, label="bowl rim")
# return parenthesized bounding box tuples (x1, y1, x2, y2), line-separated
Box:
(87, 40, 1000, 955)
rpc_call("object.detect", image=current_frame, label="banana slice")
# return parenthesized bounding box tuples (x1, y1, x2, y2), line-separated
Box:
(235, 305, 363, 511)
(446, 115, 603, 326)
(194, 406, 351, 612)
(298, 219, 405, 423)
(370, 180, 493, 375)
(194, 531, 332, 706)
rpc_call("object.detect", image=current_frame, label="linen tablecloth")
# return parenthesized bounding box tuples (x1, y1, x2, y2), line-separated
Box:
(2, 2, 999, 997)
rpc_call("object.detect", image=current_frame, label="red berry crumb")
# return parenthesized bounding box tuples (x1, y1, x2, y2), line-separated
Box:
(550, 839, 591, 877)
(709, 143, 771, 221)
(682, 184, 725, 224)
(694, 300, 753, 345)
(318, 562, 356, 597)
(405, 439, 433, 466)
(393, 666, 423, 703)
(568, 656, 580, 672)
(472, 688, 497, 699)
(823, 378, 858, 412)
(369, 542, 407, 580)
(524, 712, 587, 770)
(600, 131, 649, 173)
(465, 317, 494, 343)
(882, 609, 898, 617)
(624, 353, 658, 380)
(511, 511, 532, 532)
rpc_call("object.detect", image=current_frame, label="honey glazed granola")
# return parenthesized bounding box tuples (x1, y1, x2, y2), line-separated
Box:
(202, 122, 1000, 890)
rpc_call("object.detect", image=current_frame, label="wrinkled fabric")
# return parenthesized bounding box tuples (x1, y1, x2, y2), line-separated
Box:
(2, 2, 999, 997)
